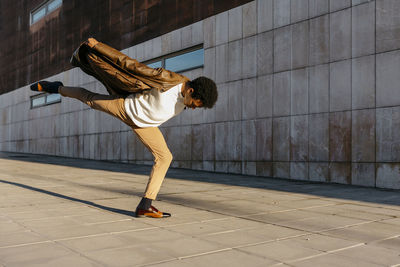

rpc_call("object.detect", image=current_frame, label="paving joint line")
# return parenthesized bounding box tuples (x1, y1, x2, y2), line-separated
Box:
(0, 240, 54, 249)
(242, 203, 341, 216)
(314, 218, 391, 235)
(84, 218, 133, 226)
(230, 232, 315, 250)
(367, 234, 400, 244)
(177, 248, 233, 260)
(283, 243, 366, 265)
(325, 243, 366, 254)
(2, 157, 400, 266)
(137, 258, 179, 267)
(162, 201, 321, 237)
(51, 239, 109, 267)
(160, 221, 201, 229)
(0, 226, 159, 250)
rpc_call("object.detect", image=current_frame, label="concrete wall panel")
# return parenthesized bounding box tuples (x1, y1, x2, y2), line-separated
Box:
(352, 55, 375, 109)
(274, 26, 292, 73)
(377, 0, 400, 53)
(1, 0, 399, 190)
(330, 9, 352, 61)
(309, 15, 330, 65)
(291, 0, 309, 23)
(352, 2, 375, 57)
(258, 0, 273, 33)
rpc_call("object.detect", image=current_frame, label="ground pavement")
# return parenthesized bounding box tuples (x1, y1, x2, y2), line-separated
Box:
(0, 151, 399, 267)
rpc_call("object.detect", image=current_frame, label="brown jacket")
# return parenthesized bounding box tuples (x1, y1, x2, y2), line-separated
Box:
(70, 40, 189, 96)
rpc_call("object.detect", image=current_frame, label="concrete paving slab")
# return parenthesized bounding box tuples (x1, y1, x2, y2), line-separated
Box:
(378, 217, 400, 226)
(370, 236, 400, 251)
(57, 234, 140, 253)
(276, 198, 339, 209)
(304, 205, 396, 221)
(236, 224, 307, 241)
(83, 246, 175, 267)
(206, 199, 288, 216)
(0, 221, 27, 234)
(198, 224, 306, 248)
(21, 254, 103, 267)
(332, 244, 400, 266)
(246, 209, 324, 224)
(32, 224, 108, 240)
(88, 219, 153, 233)
(18, 216, 81, 229)
(0, 202, 83, 216)
(5, 205, 99, 220)
(163, 221, 228, 236)
(279, 233, 362, 252)
(237, 239, 323, 262)
(147, 237, 228, 258)
(169, 210, 229, 221)
(148, 249, 279, 267)
(203, 216, 270, 230)
(198, 228, 277, 247)
(337, 203, 400, 215)
(322, 221, 400, 243)
(0, 152, 399, 266)
(288, 252, 383, 267)
(210, 192, 308, 203)
(115, 228, 188, 244)
(0, 242, 73, 266)
(0, 231, 48, 248)
(278, 214, 368, 232)
(68, 212, 131, 225)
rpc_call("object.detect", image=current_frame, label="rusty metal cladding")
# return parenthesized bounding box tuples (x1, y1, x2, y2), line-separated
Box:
(0, 0, 253, 95)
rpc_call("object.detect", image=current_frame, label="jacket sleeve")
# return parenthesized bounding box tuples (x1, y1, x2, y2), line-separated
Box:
(92, 41, 189, 90)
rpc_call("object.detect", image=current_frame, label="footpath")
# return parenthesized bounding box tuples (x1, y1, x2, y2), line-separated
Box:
(0, 152, 399, 266)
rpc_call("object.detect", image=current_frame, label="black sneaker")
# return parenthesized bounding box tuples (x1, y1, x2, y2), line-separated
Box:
(30, 81, 63, 94)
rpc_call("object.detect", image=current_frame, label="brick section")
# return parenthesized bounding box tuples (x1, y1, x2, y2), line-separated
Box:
(0, 0, 253, 95)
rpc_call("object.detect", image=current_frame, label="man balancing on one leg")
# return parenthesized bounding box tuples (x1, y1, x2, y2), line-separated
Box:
(30, 38, 218, 218)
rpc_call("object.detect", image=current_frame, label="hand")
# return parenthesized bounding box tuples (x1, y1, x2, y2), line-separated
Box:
(87, 37, 98, 48)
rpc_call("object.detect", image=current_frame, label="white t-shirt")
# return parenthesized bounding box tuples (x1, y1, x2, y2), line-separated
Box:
(124, 83, 185, 127)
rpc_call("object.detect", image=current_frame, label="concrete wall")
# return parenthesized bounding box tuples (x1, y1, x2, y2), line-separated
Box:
(1, 0, 400, 189)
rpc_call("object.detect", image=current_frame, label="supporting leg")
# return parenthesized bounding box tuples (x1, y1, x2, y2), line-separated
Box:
(132, 127, 173, 200)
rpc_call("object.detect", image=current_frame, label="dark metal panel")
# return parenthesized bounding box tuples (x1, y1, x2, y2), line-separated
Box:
(0, 0, 253, 95)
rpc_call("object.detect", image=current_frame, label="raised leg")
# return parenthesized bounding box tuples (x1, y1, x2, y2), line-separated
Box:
(59, 86, 134, 127)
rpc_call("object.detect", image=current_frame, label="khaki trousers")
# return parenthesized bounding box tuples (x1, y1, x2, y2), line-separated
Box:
(59, 86, 173, 200)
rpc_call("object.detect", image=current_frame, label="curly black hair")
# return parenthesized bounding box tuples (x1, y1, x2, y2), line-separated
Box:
(189, 76, 218, 108)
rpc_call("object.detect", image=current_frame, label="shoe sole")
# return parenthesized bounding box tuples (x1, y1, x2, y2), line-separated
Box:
(135, 212, 171, 218)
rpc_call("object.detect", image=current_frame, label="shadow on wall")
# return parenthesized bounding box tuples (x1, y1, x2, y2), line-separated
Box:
(1, 151, 399, 211)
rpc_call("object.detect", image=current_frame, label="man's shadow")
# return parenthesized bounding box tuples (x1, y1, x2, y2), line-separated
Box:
(0, 179, 137, 217)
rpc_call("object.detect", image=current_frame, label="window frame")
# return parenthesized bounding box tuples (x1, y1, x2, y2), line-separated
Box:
(30, 93, 61, 109)
(30, 0, 63, 25)
(143, 45, 204, 73)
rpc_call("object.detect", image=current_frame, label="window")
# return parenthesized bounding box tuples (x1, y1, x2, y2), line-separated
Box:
(147, 61, 162, 69)
(143, 46, 204, 73)
(165, 49, 204, 72)
(31, 93, 61, 109)
(30, 0, 62, 25)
